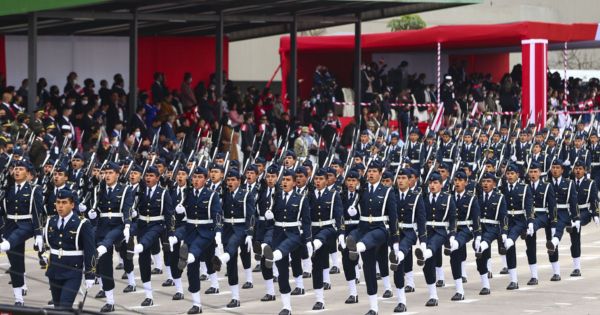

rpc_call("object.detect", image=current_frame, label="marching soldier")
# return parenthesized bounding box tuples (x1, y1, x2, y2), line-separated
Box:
(339, 170, 361, 304)
(171, 166, 222, 314)
(45, 164, 77, 216)
(44, 189, 96, 309)
(475, 172, 507, 295)
(0, 160, 44, 305)
(568, 159, 598, 276)
(589, 132, 600, 183)
(211, 169, 256, 308)
(291, 166, 311, 290)
(461, 131, 481, 173)
(546, 159, 578, 281)
(389, 168, 426, 312)
(524, 161, 556, 285)
(406, 128, 424, 170)
(119, 164, 143, 293)
(307, 167, 343, 310)
(345, 160, 398, 315)
(436, 130, 457, 166)
(131, 165, 174, 307)
(414, 172, 456, 307)
(444, 170, 480, 301)
(90, 162, 134, 312)
(500, 163, 533, 290)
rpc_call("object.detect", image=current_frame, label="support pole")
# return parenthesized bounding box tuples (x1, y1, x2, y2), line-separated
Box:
(353, 13, 362, 118)
(128, 9, 138, 122)
(27, 13, 38, 114)
(215, 10, 224, 120)
(563, 42, 568, 109)
(289, 14, 298, 118)
(436, 42, 441, 107)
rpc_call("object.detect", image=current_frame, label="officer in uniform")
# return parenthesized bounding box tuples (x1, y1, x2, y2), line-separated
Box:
(500, 163, 533, 290)
(324, 166, 343, 278)
(131, 165, 174, 307)
(170, 166, 222, 314)
(253, 164, 279, 302)
(546, 159, 578, 281)
(444, 170, 480, 301)
(43, 189, 96, 309)
(474, 172, 507, 295)
(339, 170, 361, 304)
(307, 167, 343, 310)
(0, 160, 44, 305)
(89, 161, 134, 312)
(461, 131, 481, 173)
(345, 160, 398, 315)
(406, 128, 424, 170)
(211, 169, 256, 308)
(436, 130, 457, 166)
(203, 163, 225, 294)
(167, 165, 191, 299)
(529, 142, 551, 179)
(291, 166, 311, 291)
(45, 164, 76, 216)
(120, 164, 144, 293)
(414, 171, 456, 307)
(568, 159, 598, 276)
(389, 168, 426, 312)
(588, 132, 600, 183)
(69, 153, 86, 190)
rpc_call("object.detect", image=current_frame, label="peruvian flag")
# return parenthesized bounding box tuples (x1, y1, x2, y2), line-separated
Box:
(521, 39, 548, 128)
(430, 103, 445, 132)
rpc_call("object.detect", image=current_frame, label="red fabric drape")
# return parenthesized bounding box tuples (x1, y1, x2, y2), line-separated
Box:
(448, 53, 509, 82)
(138, 36, 229, 96)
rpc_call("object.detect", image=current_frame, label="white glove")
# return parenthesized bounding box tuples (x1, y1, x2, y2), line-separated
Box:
(338, 234, 346, 249)
(130, 210, 138, 218)
(501, 234, 507, 243)
(168, 236, 178, 252)
(419, 242, 427, 253)
(510, 155, 517, 162)
(175, 204, 186, 214)
(123, 225, 130, 241)
(527, 223, 534, 236)
(78, 204, 87, 213)
(264, 210, 274, 220)
(551, 227, 556, 236)
(474, 236, 481, 251)
(87, 210, 97, 220)
(563, 160, 571, 167)
(392, 243, 400, 259)
(449, 235, 456, 244)
(34, 236, 44, 251)
(306, 242, 314, 258)
(573, 220, 581, 232)
(85, 279, 94, 289)
(214, 232, 222, 246)
(347, 205, 357, 216)
(245, 236, 253, 252)
(594, 216, 599, 226)
(134, 244, 144, 254)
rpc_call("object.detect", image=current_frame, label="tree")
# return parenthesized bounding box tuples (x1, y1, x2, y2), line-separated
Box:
(387, 14, 426, 32)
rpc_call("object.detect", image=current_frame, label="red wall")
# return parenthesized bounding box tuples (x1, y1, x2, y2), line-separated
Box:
(448, 52, 509, 82)
(138, 36, 229, 96)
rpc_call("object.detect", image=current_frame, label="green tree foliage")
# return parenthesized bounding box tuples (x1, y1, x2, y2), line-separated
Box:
(387, 14, 427, 31)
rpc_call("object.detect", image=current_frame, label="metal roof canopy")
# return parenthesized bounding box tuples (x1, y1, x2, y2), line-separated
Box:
(0, 0, 478, 41)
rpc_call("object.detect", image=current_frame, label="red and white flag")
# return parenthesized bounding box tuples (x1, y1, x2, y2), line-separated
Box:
(521, 39, 548, 128)
(430, 103, 445, 132)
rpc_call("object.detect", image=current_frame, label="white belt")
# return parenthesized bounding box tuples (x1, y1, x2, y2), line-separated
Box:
(442, 158, 453, 163)
(534, 207, 548, 213)
(480, 218, 499, 225)
(426, 221, 449, 227)
(100, 213, 123, 218)
(138, 215, 164, 222)
(591, 162, 600, 167)
(258, 216, 266, 221)
(186, 219, 213, 225)
(399, 223, 417, 229)
(311, 219, 335, 227)
(6, 214, 32, 220)
(556, 204, 569, 209)
(344, 220, 359, 225)
(360, 216, 388, 223)
(224, 218, 246, 224)
(515, 161, 525, 165)
(410, 159, 420, 164)
(275, 221, 301, 228)
(508, 210, 525, 215)
(579, 203, 590, 210)
(50, 248, 83, 257)
(457, 220, 473, 226)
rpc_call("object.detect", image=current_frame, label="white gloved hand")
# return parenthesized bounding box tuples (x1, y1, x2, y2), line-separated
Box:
(306, 242, 314, 258)
(85, 279, 95, 289)
(419, 242, 427, 253)
(168, 236, 178, 252)
(449, 236, 456, 244)
(123, 225, 130, 241)
(214, 232, 222, 246)
(264, 210, 274, 220)
(87, 210, 97, 220)
(0, 240, 10, 252)
(474, 236, 481, 251)
(134, 244, 144, 254)
(501, 234, 507, 243)
(393, 242, 400, 260)
(175, 204, 186, 214)
(35, 236, 44, 251)
(527, 223, 534, 236)
(563, 160, 571, 167)
(347, 205, 357, 216)
(338, 234, 346, 249)
(245, 236, 253, 252)
(574, 220, 581, 232)
(78, 203, 87, 213)
(510, 155, 517, 162)
(594, 216, 600, 226)
(130, 210, 138, 218)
